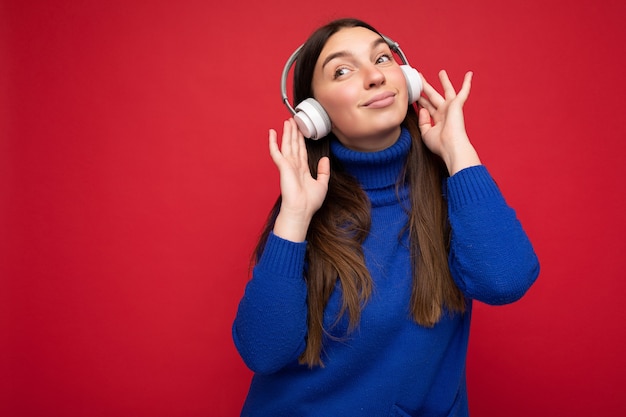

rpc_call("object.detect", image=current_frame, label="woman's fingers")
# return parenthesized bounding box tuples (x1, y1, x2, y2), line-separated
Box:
(417, 107, 433, 135)
(280, 118, 307, 162)
(417, 96, 436, 116)
(268, 128, 282, 165)
(439, 70, 473, 103)
(456, 71, 473, 102)
(316, 156, 330, 187)
(290, 119, 307, 163)
(269, 118, 311, 172)
(438, 70, 457, 99)
(281, 119, 295, 157)
(420, 74, 445, 108)
(419, 70, 473, 119)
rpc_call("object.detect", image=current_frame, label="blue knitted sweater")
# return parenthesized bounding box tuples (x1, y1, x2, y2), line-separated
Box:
(233, 128, 539, 416)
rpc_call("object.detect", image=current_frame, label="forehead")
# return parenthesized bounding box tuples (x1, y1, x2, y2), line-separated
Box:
(318, 26, 384, 59)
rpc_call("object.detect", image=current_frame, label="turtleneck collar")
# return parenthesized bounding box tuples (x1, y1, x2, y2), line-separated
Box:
(330, 127, 411, 191)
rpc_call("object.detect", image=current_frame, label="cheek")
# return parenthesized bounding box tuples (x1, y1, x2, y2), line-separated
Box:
(316, 85, 358, 120)
(389, 70, 409, 101)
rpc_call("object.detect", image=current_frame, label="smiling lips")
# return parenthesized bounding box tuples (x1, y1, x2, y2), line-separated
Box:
(362, 91, 396, 108)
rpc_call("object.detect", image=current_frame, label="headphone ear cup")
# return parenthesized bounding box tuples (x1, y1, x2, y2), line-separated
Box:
(400, 65, 423, 104)
(294, 98, 332, 140)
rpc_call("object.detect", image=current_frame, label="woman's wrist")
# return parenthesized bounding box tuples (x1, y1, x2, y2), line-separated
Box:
(443, 139, 482, 176)
(273, 211, 311, 242)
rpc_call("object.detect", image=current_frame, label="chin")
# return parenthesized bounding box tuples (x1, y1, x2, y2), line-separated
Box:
(369, 115, 405, 135)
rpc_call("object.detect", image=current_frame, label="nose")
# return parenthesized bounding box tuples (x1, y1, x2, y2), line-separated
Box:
(362, 64, 385, 89)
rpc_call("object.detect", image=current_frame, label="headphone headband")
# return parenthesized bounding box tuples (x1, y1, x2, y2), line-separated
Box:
(280, 44, 304, 116)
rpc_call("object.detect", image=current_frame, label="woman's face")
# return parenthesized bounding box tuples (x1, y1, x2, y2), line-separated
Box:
(312, 26, 408, 152)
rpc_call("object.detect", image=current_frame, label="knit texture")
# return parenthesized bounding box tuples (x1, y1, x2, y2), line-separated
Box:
(233, 128, 539, 416)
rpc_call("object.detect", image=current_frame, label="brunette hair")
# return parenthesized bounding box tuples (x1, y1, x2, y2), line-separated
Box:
(254, 18, 465, 367)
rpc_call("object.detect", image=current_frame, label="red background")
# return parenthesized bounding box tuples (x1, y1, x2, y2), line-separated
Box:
(2, 0, 626, 415)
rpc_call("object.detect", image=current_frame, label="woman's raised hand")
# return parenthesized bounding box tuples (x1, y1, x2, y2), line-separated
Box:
(269, 118, 330, 242)
(417, 70, 481, 175)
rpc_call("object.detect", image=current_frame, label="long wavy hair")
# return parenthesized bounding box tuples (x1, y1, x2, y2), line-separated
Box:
(254, 18, 465, 368)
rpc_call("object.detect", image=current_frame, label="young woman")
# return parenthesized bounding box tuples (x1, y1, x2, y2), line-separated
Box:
(233, 18, 539, 416)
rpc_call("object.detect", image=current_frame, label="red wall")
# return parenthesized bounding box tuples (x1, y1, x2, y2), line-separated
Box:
(2, 0, 626, 415)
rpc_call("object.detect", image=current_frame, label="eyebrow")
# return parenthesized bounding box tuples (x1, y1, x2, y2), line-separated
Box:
(320, 37, 388, 70)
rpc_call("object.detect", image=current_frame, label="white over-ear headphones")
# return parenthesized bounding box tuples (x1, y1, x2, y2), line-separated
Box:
(280, 34, 422, 140)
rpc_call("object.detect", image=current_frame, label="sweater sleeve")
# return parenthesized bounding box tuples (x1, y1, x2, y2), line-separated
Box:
(446, 165, 540, 305)
(232, 232, 309, 374)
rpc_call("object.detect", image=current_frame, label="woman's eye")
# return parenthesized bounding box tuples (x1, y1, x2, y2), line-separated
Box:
(333, 67, 350, 79)
(376, 54, 392, 64)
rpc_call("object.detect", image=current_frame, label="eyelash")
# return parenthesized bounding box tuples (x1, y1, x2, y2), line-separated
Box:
(332, 53, 394, 79)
